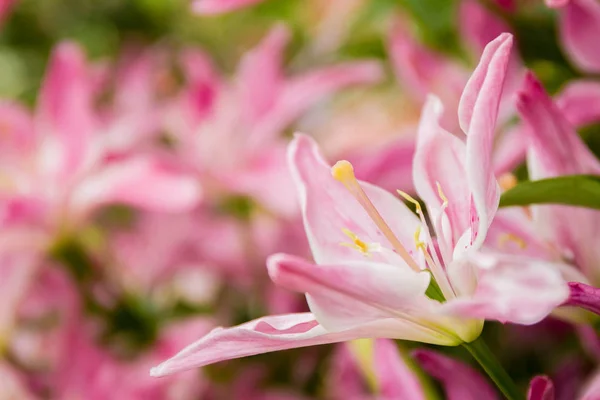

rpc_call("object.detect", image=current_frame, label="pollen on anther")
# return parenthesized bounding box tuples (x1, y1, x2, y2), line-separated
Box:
(340, 228, 379, 256)
(331, 160, 357, 188)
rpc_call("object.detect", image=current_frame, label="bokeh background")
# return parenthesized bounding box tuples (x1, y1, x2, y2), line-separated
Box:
(1, 0, 600, 398)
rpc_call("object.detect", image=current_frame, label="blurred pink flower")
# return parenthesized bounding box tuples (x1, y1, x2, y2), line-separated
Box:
(327, 339, 426, 399)
(482, 72, 600, 326)
(552, 0, 600, 73)
(0, 42, 202, 345)
(529, 371, 600, 400)
(489, 74, 600, 304)
(528, 376, 555, 400)
(0, 0, 16, 24)
(166, 24, 382, 216)
(389, 15, 529, 179)
(328, 339, 502, 399)
(414, 349, 499, 399)
(192, 0, 264, 15)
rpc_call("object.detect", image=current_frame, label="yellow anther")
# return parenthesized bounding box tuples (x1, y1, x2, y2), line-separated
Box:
(498, 173, 518, 192)
(414, 225, 426, 251)
(340, 228, 374, 256)
(436, 182, 448, 205)
(397, 190, 423, 215)
(498, 233, 527, 249)
(332, 160, 359, 191)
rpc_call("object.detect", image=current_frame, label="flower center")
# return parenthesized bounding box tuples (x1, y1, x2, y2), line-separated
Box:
(332, 159, 457, 299)
(331, 160, 421, 272)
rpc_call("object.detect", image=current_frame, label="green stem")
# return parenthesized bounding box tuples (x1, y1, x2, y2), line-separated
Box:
(462, 337, 523, 400)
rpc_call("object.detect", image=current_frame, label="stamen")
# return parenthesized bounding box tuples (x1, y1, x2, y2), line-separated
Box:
(397, 190, 423, 215)
(331, 161, 421, 272)
(414, 225, 426, 251)
(340, 228, 381, 256)
(400, 190, 456, 300)
(436, 182, 448, 205)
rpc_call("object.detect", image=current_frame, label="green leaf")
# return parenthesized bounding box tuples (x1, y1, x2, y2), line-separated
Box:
(499, 175, 600, 210)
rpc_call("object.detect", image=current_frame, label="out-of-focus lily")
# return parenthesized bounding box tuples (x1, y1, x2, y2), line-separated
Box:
(329, 339, 500, 399)
(166, 24, 383, 216)
(550, 0, 600, 73)
(489, 72, 600, 320)
(0, 0, 16, 24)
(528, 371, 600, 400)
(192, 0, 264, 14)
(150, 33, 568, 377)
(0, 42, 202, 345)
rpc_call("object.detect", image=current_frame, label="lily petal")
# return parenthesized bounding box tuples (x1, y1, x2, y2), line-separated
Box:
(413, 349, 499, 400)
(556, 80, 600, 128)
(459, 1, 513, 58)
(374, 339, 426, 400)
(528, 376, 555, 400)
(413, 95, 470, 249)
(519, 73, 600, 178)
(461, 33, 513, 248)
(444, 253, 569, 324)
(458, 32, 512, 136)
(557, 0, 600, 73)
(267, 253, 434, 332)
(565, 282, 600, 316)
(149, 313, 435, 377)
(518, 73, 600, 280)
(0, 249, 41, 345)
(492, 125, 527, 176)
(237, 24, 288, 126)
(71, 157, 202, 218)
(288, 134, 420, 265)
(250, 62, 382, 149)
(36, 42, 95, 179)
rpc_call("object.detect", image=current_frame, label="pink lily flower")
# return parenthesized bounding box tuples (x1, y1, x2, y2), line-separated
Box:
(150, 33, 568, 377)
(551, 0, 600, 73)
(489, 73, 600, 314)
